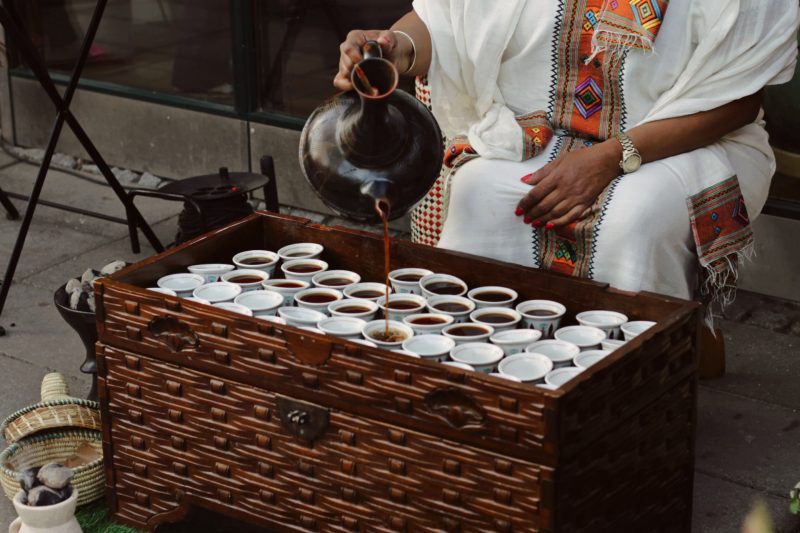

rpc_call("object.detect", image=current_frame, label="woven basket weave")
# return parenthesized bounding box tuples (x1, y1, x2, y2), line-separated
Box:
(0, 429, 104, 506)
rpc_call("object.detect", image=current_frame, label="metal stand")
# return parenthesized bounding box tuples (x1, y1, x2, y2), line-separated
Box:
(0, 0, 163, 319)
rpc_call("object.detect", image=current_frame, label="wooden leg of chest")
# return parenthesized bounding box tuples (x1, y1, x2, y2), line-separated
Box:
(698, 325, 725, 378)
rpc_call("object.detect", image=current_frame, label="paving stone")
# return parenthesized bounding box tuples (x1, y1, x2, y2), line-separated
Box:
(702, 320, 800, 408)
(693, 472, 799, 533)
(695, 387, 800, 497)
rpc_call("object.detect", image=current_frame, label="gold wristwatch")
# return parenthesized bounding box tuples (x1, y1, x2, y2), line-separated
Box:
(616, 132, 642, 174)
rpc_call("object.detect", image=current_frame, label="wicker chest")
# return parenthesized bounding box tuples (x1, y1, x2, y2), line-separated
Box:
(94, 212, 699, 532)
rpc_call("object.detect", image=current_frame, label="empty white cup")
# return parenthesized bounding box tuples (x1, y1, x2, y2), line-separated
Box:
(467, 286, 518, 309)
(601, 338, 627, 351)
(278, 307, 327, 328)
(441, 361, 475, 371)
(157, 273, 205, 297)
(234, 289, 284, 317)
(516, 300, 567, 338)
(388, 268, 434, 295)
(497, 353, 553, 383)
(450, 343, 504, 373)
(193, 282, 241, 303)
(545, 367, 584, 388)
(488, 372, 522, 382)
(621, 320, 657, 341)
(147, 287, 177, 297)
(576, 310, 628, 340)
(573, 349, 612, 369)
(277, 242, 324, 261)
(525, 340, 580, 368)
(261, 279, 310, 306)
(213, 302, 253, 316)
(317, 317, 367, 340)
(187, 263, 235, 283)
(257, 315, 287, 326)
(402, 334, 455, 362)
(232, 250, 280, 276)
(554, 325, 607, 351)
(490, 329, 542, 356)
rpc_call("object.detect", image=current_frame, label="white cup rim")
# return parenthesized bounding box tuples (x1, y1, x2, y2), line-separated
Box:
(497, 352, 553, 381)
(157, 273, 205, 292)
(545, 367, 585, 387)
(515, 299, 567, 318)
(490, 328, 542, 344)
(281, 259, 329, 275)
(261, 279, 310, 291)
(277, 242, 324, 259)
(441, 322, 494, 339)
(575, 310, 628, 327)
(232, 250, 279, 267)
(470, 307, 521, 325)
(221, 269, 270, 283)
(362, 320, 414, 344)
(234, 290, 284, 310)
(450, 343, 504, 366)
(188, 263, 235, 272)
(525, 339, 581, 361)
(467, 286, 519, 304)
(426, 295, 476, 315)
(554, 325, 607, 346)
(388, 268, 434, 283)
(402, 334, 455, 356)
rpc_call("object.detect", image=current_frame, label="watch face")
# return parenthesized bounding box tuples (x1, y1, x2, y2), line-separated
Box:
(622, 153, 642, 173)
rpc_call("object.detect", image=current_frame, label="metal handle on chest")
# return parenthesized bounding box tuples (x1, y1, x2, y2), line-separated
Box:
(276, 397, 329, 443)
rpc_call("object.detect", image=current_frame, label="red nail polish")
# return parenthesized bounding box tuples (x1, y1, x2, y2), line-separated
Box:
(515, 207, 523, 216)
(533, 220, 541, 227)
(523, 216, 532, 224)
(520, 173, 533, 182)
(545, 222, 554, 230)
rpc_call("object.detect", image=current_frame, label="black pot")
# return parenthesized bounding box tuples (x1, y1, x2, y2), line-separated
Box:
(53, 284, 98, 401)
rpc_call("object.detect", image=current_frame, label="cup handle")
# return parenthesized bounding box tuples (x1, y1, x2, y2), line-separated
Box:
(8, 517, 21, 533)
(362, 40, 382, 60)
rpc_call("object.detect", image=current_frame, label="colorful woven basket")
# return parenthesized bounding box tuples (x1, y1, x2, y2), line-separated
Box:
(0, 429, 104, 506)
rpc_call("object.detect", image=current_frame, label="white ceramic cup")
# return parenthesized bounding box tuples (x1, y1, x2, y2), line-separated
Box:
(467, 286, 519, 309)
(312, 270, 362, 290)
(545, 367, 585, 388)
(402, 334, 456, 362)
(392, 349, 421, 358)
(277, 242, 324, 261)
(157, 273, 205, 297)
(350, 338, 378, 348)
(573, 349, 612, 369)
(147, 287, 177, 297)
(187, 263, 235, 283)
(294, 288, 343, 315)
(328, 299, 379, 321)
(377, 294, 428, 322)
(488, 372, 522, 382)
(490, 329, 542, 356)
(426, 295, 476, 324)
(554, 325, 607, 351)
(516, 300, 567, 338)
(469, 307, 522, 332)
(442, 322, 494, 345)
(497, 353, 553, 383)
(232, 250, 280, 276)
(260, 279, 310, 306)
(343, 282, 392, 302)
(257, 315, 287, 325)
(601, 338, 627, 351)
(278, 306, 327, 328)
(184, 296, 210, 305)
(402, 313, 454, 335)
(192, 282, 241, 303)
(575, 310, 629, 340)
(419, 273, 468, 299)
(213, 302, 253, 316)
(621, 320, 657, 341)
(441, 361, 475, 371)
(317, 316, 367, 340)
(525, 339, 581, 368)
(388, 268, 434, 295)
(281, 259, 329, 282)
(221, 268, 270, 293)
(362, 320, 415, 348)
(450, 343, 505, 373)
(234, 289, 284, 317)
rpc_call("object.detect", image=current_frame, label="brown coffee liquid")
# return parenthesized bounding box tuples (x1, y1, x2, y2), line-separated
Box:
(239, 257, 272, 265)
(350, 289, 383, 299)
(387, 301, 421, 310)
(473, 291, 511, 302)
(395, 273, 424, 282)
(337, 305, 370, 314)
(271, 281, 305, 288)
(287, 264, 322, 273)
(378, 200, 391, 338)
(229, 275, 263, 284)
(477, 313, 515, 324)
(433, 302, 469, 313)
(527, 309, 558, 316)
(299, 293, 338, 304)
(425, 282, 464, 295)
(447, 325, 489, 337)
(410, 316, 447, 325)
(318, 278, 353, 287)
(285, 251, 311, 258)
(371, 328, 408, 343)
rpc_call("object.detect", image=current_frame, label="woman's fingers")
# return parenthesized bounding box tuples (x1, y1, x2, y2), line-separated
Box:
(545, 204, 586, 229)
(521, 159, 559, 186)
(335, 29, 395, 90)
(517, 178, 557, 221)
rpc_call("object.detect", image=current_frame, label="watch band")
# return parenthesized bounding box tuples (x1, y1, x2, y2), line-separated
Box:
(615, 132, 641, 174)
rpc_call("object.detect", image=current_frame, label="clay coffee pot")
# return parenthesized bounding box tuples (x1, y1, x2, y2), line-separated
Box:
(299, 41, 443, 222)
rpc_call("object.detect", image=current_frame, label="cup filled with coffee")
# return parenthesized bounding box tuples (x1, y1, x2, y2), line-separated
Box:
(277, 242, 324, 261)
(441, 322, 494, 345)
(516, 299, 567, 338)
(419, 273, 468, 299)
(232, 250, 280, 276)
(328, 299, 379, 321)
(261, 279, 310, 306)
(281, 259, 329, 282)
(402, 313, 454, 335)
(312, 270, 361, 290)
(362, 320, 414, 348)
(388, 268, 434, 295)
(294, 287, 343, 315)
(343, 282, 392, 302)
(467, 286, 519, 309)
(377, 294, 427, 322)
(426, 295, 476, 324)
(469, 307, 522, 332)
(221, 269, 270, 292)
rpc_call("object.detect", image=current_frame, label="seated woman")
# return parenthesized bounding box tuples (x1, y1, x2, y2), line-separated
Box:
(334, 0, 799, 305)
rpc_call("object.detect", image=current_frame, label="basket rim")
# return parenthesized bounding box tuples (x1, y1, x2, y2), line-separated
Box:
(0, 429, 103, 477)
(0, 399, 100, 438)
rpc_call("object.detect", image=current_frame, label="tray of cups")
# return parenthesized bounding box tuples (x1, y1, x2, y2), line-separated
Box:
(151, 242, 657, 390)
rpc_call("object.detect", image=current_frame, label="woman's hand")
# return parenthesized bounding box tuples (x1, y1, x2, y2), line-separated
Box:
(516, 141, 621, 228)
(334, 30, 402, 91)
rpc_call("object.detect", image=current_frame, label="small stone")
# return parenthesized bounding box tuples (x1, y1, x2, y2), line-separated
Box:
(86, 293, 96, 313)
(80, 268, 98, 284)
(21, 148, 46, 163)
(65, 278, 82, 294)
(112, 168, 139, 185)
(69, 290, 82, 310)
(51, 153, 78, 169)
(26, 485, 65, 506)
(99, 260, 127, 276)
(37, 463, 74, 490)
(17, 467, 41, 493)
(137, 172, 162, 189)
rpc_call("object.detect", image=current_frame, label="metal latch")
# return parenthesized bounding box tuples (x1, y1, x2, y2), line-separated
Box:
(276, 396, 329, 443)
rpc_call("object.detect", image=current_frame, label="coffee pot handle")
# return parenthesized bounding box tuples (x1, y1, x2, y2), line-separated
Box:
(362, 40, 382, 60)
